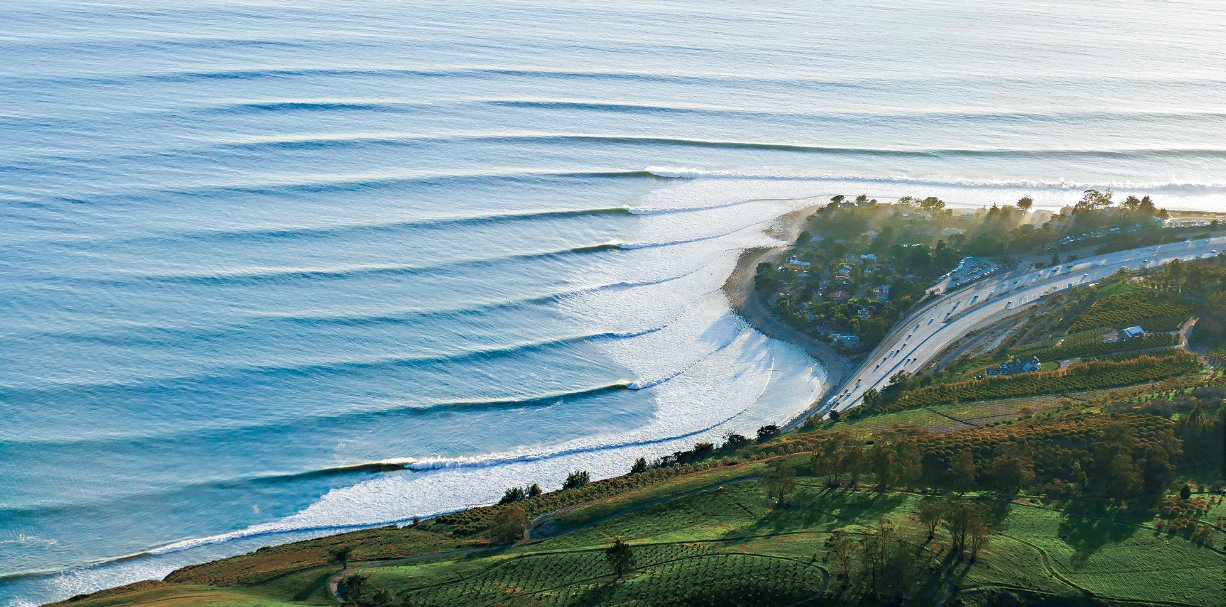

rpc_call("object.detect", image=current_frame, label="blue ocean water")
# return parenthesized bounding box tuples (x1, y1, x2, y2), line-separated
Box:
(2, 1, 1224, 603)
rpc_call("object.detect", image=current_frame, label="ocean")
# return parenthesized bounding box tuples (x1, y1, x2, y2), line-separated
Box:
(1, 1, 1224, 604)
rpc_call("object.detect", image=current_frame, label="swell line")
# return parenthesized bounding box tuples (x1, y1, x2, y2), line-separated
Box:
(18, 169, 661, 209)
(126, 206, 634, 246)
(209, 131, 1226, 159)
(62, 241, 631, 288)
(0, 328, 649, 400)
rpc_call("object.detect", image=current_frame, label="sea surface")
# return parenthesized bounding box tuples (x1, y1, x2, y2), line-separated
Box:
(2, 1, 1224, 604)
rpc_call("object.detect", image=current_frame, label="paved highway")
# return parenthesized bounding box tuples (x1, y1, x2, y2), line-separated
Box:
(817, 236, 1226, 416)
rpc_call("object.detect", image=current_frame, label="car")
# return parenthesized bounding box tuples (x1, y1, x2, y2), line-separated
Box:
(927, 318, 934, 326)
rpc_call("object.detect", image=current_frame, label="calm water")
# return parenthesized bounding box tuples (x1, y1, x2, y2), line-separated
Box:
(2, 1, 1224, 603)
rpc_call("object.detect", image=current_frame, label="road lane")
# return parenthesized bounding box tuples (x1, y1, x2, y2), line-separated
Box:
(814, 236, 1226, 417)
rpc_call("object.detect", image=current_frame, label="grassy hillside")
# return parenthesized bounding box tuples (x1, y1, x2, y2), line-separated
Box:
(56, 456, 1224, 607)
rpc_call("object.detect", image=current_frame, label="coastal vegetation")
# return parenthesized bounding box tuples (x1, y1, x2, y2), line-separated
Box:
(755, 192, 1213, 355)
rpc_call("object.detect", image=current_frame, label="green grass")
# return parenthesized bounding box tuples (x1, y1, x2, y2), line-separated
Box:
(54, 469, 1225, 607)
(336, 480, 1223, 607)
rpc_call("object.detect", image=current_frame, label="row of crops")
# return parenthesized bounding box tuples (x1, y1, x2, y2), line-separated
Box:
(1068, 290, 1192, 332)
(354, 543, 825, 607)
(878, 351, 1201, 413)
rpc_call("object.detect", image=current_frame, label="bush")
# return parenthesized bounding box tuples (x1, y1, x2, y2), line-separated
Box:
(563, 470, 591, 490)
(498, 486, 526, 505)
(756, 425, 782, 442)
(489, 505, 529, 544)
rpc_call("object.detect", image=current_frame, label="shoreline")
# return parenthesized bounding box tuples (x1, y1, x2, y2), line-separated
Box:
(722, 204, 852, 426)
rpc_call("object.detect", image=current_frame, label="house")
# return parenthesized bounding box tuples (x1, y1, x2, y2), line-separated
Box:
(1122, 326, 1146, 340)
(786, 256, 812, 269)
(873, 285, 891, 303)
(856, 307, 873, 320)
(831, 333, 861, 349)
(860, 253, 878, 264)
(830, 290, 850, 302)
(986, 356, 1041, 377)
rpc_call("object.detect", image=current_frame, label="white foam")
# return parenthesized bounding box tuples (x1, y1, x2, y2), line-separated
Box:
(643, 167, 1226, 212)
(144, 181, 828, 554)
(16, 179, 835, 601)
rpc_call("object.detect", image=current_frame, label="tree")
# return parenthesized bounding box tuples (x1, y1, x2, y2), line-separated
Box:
(941, 501, 987, 559)
(916, 499, 943, 539)
(1075, 189, 1113, 212)
(1068, 460, 1088, 490)
(329, 546, 353, 570)
(499, 486, 526, 504)
(527, 483, 542, 498)
(870, 442, 898, 490)
(949, 449, 976, 495)
(629, 457, 648, 474)
(1104, 452, 1140, 502)
(896, 442, 924, 489)
(762, 460, 796, 506)
(490, 504, 529, 544)
(817, 434, 852, 486)
(968, 516, 991, 561)
(723, 433, 751, 450)
(919, 196, 946, 217)
(1017, 196, 1034, 211)
(1180, 484, 1193, 500)
(990, 455, 1034, 495)
(825, 530, 856, 586)
(1140, 448, 1175, 498)
(756, 424, 781, 443)
(562, 470, 590, 490)
(605, 538, 635, 579)
(845, 442, 866, 487)
(858, 519, 928, 601)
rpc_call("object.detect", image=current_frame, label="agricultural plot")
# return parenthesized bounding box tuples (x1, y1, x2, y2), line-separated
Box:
(991, 504, 1225, 607)
(352, 544, 825, 607)
(1069, 289, 1192, 333)
(340, 481, 1223, 607)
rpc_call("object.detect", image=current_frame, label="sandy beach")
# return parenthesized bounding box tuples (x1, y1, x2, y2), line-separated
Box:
(722, 205, 852, 425)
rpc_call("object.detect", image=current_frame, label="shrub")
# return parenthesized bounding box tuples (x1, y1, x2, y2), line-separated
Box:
(489, 504, 529, 544)
(562, 470, 591, 490)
